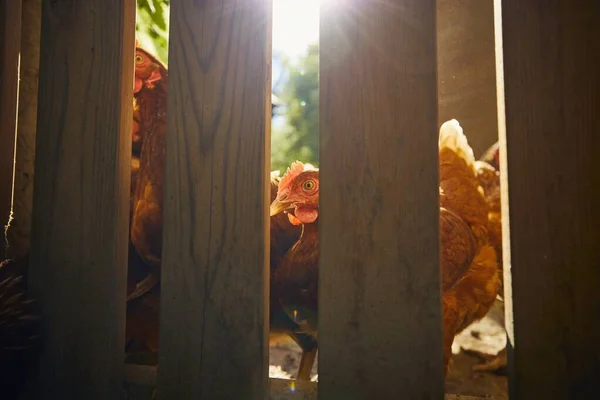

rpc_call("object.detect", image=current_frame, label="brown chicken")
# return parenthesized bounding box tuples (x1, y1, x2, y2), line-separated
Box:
(462, 142, 507, 374)
(132, 41, 164, 157)
(125, 44, 167, 355)
(269, 121, 501, 379)
(270, 172, 302, 271)
(128, 45, 168, 301)
(269, 165, 319, 381)
(438, 120, 501, 376)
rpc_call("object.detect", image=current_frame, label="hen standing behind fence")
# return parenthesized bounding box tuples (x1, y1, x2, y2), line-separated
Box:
(125, 44, 321, 382)
(269, 120, 502, 378)
(462, 142, 508, 374)
(125, 43, 168, 358)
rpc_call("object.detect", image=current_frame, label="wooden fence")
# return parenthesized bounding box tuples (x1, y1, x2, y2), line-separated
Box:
(0, 0, 598, 399)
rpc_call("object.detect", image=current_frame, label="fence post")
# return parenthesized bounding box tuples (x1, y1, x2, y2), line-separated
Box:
(437, 0, 498, 157)
(0, 0, 22, 255)
(5, 0, 42, 260)
(157, 1, 272, 398)
(26, 0, 135, 398)
(319, 0, 443, 398)
(497, 0, 600, 397)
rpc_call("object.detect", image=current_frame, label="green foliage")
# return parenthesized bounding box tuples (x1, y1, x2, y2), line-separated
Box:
(271, 44, 319, 172)
(136, 0, 170, 64)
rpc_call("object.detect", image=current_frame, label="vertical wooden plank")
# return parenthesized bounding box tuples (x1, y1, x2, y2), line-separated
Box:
(496, 0, 600, 398)
(319, 0, 443, 399)
(157, 1, 272, 399)
(437, 0, 498, 157)
(5, 0, 42, 259)
(0, 0, 22, 255)
(27, 0, 135, 399)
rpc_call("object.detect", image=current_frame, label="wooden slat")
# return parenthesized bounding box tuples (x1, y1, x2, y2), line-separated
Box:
(157, 1, 272, 398)
(0, 0, 22, 253)
(497, 0, 600, 398)
(437, 0, 498, 157)
(319, 0, 443, 398)
(26, 1, 135, 398)
(5, 0, 42, 259)
(123, 373, 491, 400)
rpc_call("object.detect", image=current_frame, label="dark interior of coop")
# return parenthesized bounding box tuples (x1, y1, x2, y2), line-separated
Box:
(0, 0, 598, 399)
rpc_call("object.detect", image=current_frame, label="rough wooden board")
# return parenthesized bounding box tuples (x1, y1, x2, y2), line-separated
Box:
(268, 380, 491, 400)
(5, 0, 41, 259)
(497, 0, 600, 397)
(437, 0, 499, 158)
(0, 0, 22, 254)
(157, 1, 272, 398)
(122, 368, 491, 400)
(25, 0, 135, 398)
(319, 0, 443, 398)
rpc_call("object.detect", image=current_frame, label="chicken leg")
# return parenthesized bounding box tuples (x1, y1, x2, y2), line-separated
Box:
(461, 296, 507, 374)
(297, 348, 318, 381)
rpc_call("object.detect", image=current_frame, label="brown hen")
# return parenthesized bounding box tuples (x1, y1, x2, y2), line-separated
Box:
(462, 142, 507, 374)
(128, 45, 168, 302)
(125, 45, 167, 356)
(438, 120, 501, 376)
(269, 123, 501, 380)
(269, 163, 319, 381)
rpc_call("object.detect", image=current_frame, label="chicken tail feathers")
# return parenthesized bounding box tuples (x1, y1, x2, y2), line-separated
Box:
(439, 119, 476, 173)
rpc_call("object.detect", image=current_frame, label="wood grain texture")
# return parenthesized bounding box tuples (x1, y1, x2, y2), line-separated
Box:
(157, 1, 272, 399)
(26, 1, 135, 399)
(0, 0, 22, 256)
(5, 0, 41, 259)
(437, 0, 498, 158)
(497, 0, 600, 398)
(319, 1, 443, 398)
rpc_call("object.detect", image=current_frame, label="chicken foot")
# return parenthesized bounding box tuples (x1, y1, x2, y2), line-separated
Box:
(462, 346, 507, 374)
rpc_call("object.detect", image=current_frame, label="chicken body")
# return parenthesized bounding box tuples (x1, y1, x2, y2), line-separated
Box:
(130, 47, 168, 271)
(438, 120, 501, 376)
(463, 142, 507, 374)
(270, 163, 320, 380)
(125, 46, 167, 353)
(269, 122, 502, 380)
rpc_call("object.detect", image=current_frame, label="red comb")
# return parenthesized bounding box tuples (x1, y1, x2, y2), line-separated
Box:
(278, 161, 305, 196)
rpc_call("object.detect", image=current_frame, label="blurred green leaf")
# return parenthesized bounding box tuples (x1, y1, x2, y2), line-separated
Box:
(136, 0, 170, 64)
(272, 44, 319, 172)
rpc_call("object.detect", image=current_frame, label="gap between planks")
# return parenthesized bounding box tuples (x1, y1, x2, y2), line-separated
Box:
(123, 364, 493, 400)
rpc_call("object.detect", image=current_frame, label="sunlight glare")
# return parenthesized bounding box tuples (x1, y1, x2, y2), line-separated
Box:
(272, 0, 320, 58)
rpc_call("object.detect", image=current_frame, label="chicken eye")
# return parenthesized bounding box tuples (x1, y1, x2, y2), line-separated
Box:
(302, 180, 315, 191)
(135, 55, 144, 64)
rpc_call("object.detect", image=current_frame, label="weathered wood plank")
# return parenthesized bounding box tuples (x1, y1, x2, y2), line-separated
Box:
(437, 0, 498, 157)
(0, 0, 22, 255)
(496, 0, 600, 398)
(157, 1, 272, 398)
(123, 372, 489, 400)
(319, 0, 443, 398)
(5, 0, 42, 259)
(26, 0, 135, 398)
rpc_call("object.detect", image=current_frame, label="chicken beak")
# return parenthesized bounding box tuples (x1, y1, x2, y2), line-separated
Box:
(270, 199, 293, 216)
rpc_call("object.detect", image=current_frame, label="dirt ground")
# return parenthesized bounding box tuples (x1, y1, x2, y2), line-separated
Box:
(269, 305, 508, 399)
